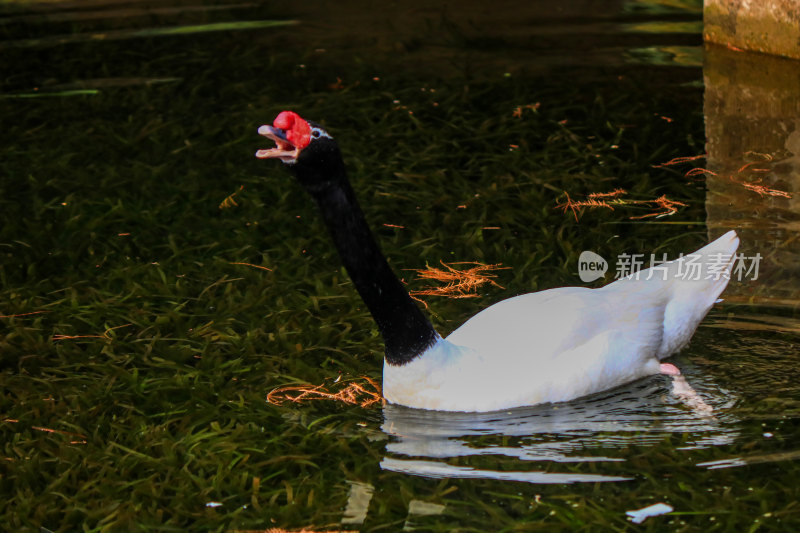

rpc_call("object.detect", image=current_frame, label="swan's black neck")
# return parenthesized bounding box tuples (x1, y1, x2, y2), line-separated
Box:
(302, 170, 439, 366)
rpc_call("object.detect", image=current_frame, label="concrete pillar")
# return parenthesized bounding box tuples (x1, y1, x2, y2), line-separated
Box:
(704, 0, 800, 60)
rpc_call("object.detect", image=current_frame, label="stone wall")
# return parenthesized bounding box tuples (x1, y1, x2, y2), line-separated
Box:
(704, 0, 800, 60)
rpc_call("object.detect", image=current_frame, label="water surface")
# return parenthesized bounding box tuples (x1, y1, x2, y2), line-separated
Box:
(2, 0, 800, 530)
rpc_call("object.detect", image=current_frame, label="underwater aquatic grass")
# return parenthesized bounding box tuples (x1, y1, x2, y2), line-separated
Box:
(2, 1, 800, 531)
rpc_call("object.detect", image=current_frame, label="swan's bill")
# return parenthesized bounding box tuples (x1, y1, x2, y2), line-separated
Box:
(256, 124, 300, 163)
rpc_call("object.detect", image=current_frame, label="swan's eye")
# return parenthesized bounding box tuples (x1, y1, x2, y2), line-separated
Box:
(308, 126, 332, 141)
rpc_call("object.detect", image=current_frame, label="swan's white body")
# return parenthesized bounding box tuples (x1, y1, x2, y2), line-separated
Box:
(383, 231, 739, 412)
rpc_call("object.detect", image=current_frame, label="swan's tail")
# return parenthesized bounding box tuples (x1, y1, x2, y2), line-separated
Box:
(660, 230, 739, 357)
(613, 230, 740, 358)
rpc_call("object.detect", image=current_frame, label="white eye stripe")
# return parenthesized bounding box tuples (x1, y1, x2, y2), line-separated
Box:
(310, 127, 332, 140)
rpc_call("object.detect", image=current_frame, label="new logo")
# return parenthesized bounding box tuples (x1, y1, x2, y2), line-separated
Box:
(578, 251, 608, 282)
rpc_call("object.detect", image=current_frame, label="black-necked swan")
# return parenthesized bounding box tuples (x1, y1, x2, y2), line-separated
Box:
(256, 110, 739, 412)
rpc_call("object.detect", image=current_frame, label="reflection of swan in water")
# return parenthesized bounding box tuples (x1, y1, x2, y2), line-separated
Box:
(380, 364, 738, 484)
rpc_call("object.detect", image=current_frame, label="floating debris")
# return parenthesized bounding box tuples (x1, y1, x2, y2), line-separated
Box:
(512, 102, 541, 118)
(220, 186, 244, 209)
(4, 420, 87, 445)
(267, 376, 382, 408)
(588, 188, 627, 199)
(408, 261, 508, 306)
(236, 528, 357, 533)
(740, 181, 792, 198)
(626, 502, 673, 524)
(329, 77, 345, 90)
(0, 310, 48, 319)
(557, 189, 685, 220)
(654, 152, 791, 199)
(230, 261, 272, 272)
(628, 194, 687, 219)
(556, 191, 616, 221)
(52, 323, 131, 342)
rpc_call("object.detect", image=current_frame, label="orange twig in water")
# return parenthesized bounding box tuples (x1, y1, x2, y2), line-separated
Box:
(0, 311, 48, 318)
(52, 323, 131, 342)
(737, 161, 762, 173)
(32, 426, 88, 444)
(237, 529, 358, 533)
(651, 154, 706, 168)
(267, 376, 382, 408)
(5, 420, 88, 444)
(669, 150, 791, 198)
(556, 191, 615, 221)
(736, 152, 773, 173)
(743, 151, 773, 161)
(230, 261, 272, 272)
(512, 103, 540, 118)
(684, 167, 718, 179)
(588, 188, 627, 199)
(732, 152, 790, 198)
(220, 186, 244, 209)
(557, 189, 688, 220)
(408, 261, 508, 306)
(740, 182, 792, 198)
(328, 77, 345, 90)
(628, 195, 688, 219)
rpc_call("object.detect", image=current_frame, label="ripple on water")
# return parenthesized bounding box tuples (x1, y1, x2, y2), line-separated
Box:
(380, 365, 739, 484)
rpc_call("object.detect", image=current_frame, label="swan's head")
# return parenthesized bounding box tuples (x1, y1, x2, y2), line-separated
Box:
(256, 111, 344, 193)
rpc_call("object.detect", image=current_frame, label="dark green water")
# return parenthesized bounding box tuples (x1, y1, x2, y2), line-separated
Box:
(2, 0, 800, 531)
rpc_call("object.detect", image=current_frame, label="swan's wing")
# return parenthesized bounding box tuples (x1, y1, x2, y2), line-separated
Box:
(444, 286, 668, 377)
(402, 288, 666, 410)
(444, 287, 602, 359)
(444, 286, 666, 366)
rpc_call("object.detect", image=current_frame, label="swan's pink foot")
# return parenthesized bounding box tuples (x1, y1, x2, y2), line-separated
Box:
(670, 374, 714, 414)
(659, 363, 681, 376)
